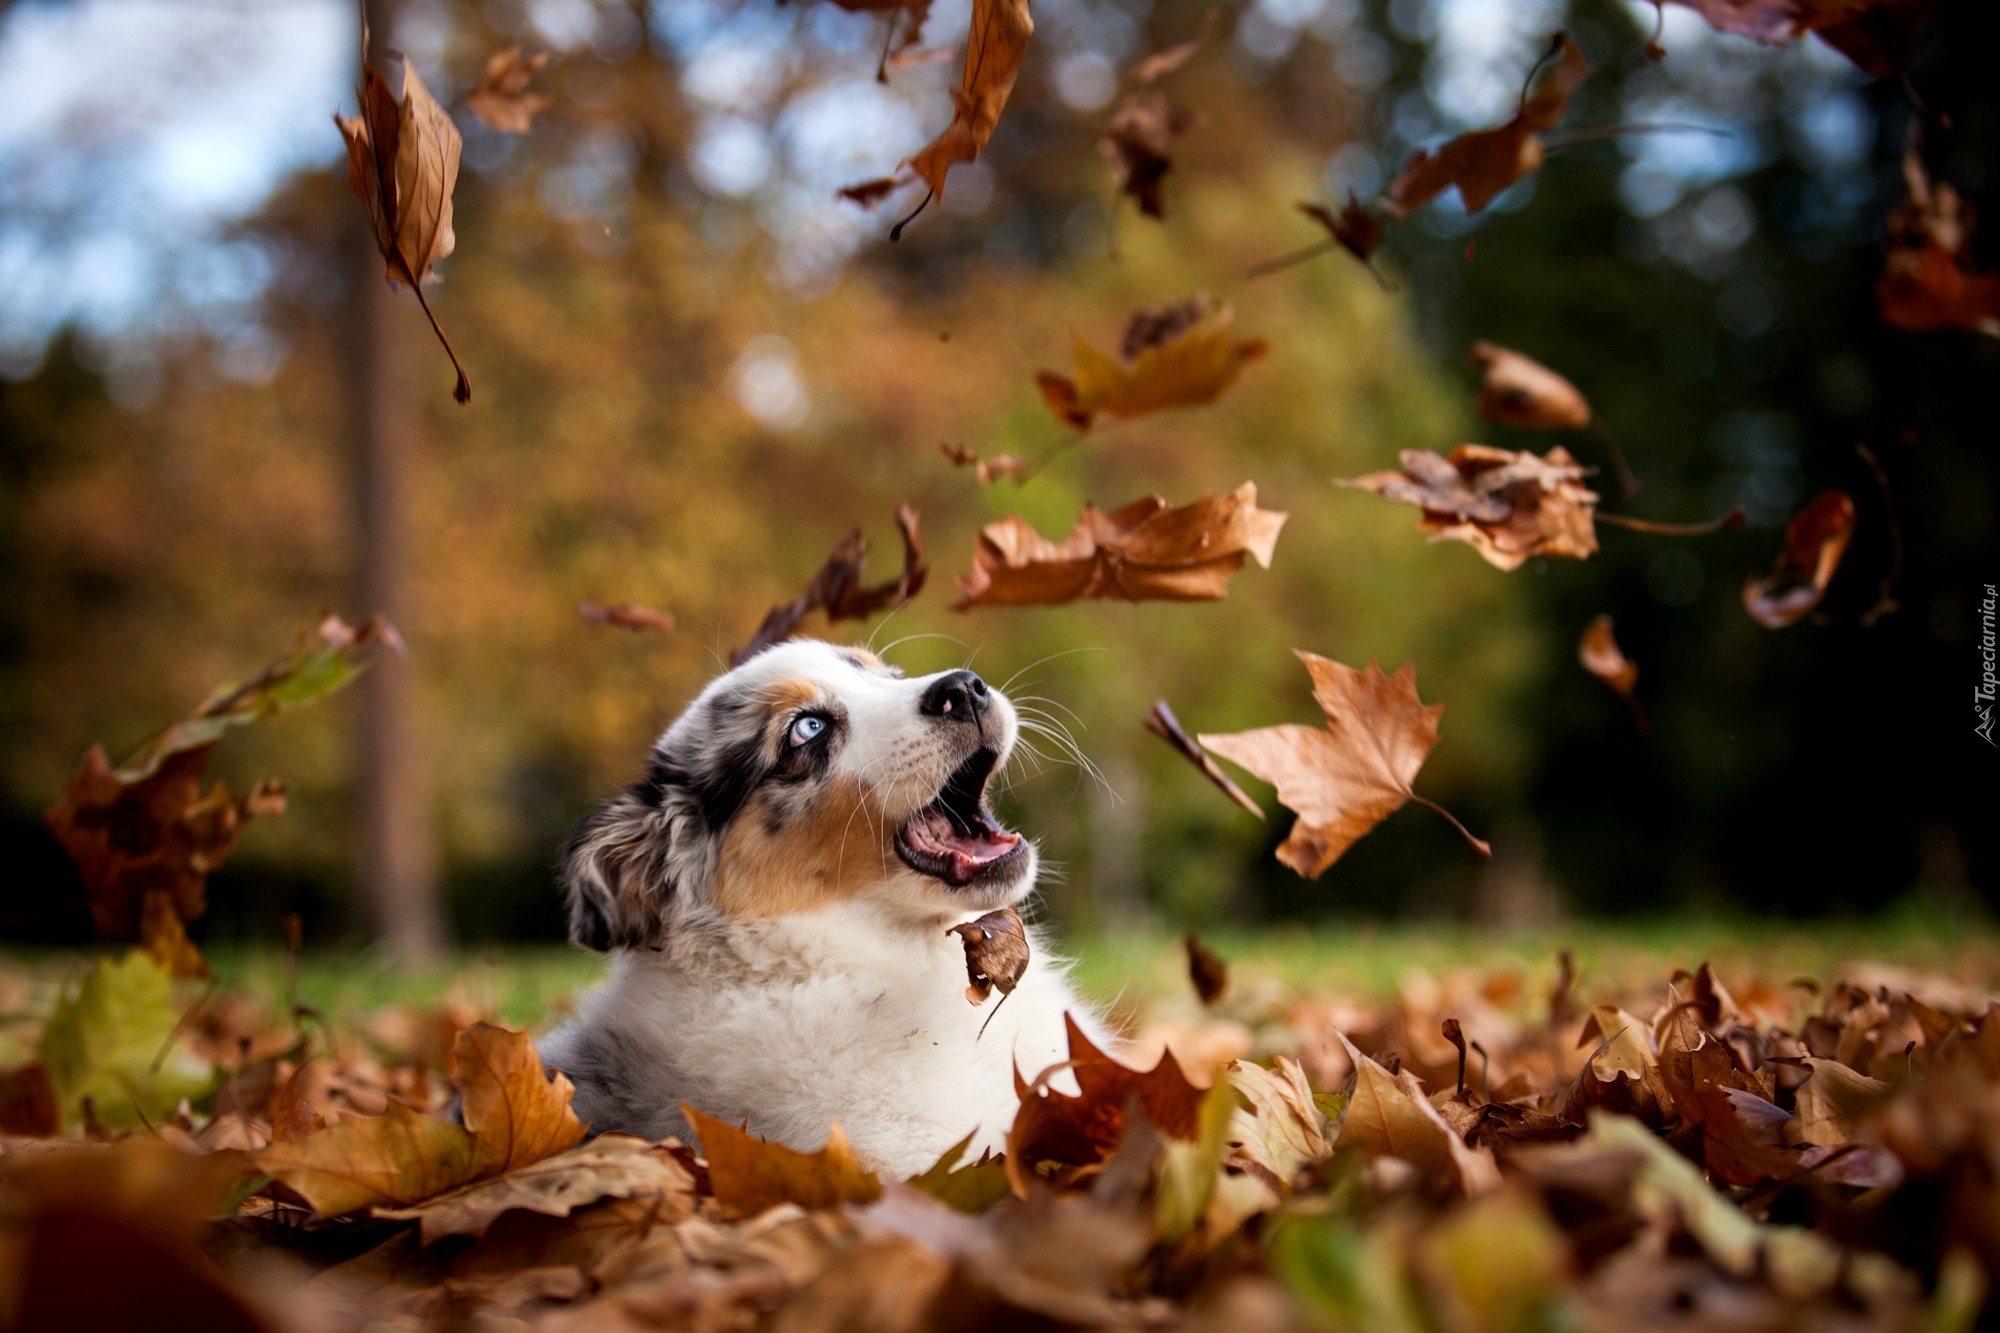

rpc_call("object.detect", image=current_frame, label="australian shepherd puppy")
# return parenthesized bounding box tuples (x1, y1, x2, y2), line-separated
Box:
(539, 639, 1107, 1178)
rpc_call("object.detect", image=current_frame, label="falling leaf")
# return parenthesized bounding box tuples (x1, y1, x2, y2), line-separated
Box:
(1578, 614, 1647, 732)
(1742, 490, 1856, 628)
(375, 1134, 696, 1243)
(1469, 341, 1592, 431)
(1334, 1034, 1500, 1195)
(1036, 298, 1269, 430)
(735, 506, 927, 664)
(1659, 0, 1939, 76)
(1339, 444, 1600, 572)
(580, 602, 676, 635)
(1130, 9, 1217, 83)
(465, 45, 551, 134)
(1199, 651, 1489, 879)
(955, 482, 1285, 609)
(257, 1024, 584, 1216)
(949, 906, 1030, 1005)
(1101, 89, 1196, 220)
(44, 618, 392, 977)
(1383, 35, 1589, 218)
(1007, 1015, 1209, 1195)
(939, 441, 1029, 485)
(335, 46, 472, 402)
(1301, 196, 1386, 264)
(1878, 136, 2000, 337)
(1145, 700, 1265, 819)
(838, 175, 903, 208)
(1183, 933, 1229, 1006)
(683, 1104, 884, 1217)
(903, 0, 1032, 204)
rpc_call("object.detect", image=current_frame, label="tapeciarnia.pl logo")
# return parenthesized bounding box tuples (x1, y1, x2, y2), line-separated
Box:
(1979, 582, 1997, 746)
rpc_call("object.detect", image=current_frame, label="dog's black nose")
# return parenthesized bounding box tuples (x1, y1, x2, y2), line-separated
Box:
(921, 669, 989, 723)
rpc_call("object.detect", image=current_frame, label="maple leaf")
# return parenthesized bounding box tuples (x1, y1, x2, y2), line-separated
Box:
(1036, 298, 1269, 430)
(1199, 651, 1489, 879)
(1878, 136, 2000, 337)
(44, 617, 394, 978)
(334, 45, 472, 402)
(1578, 614, 1648, 732)
(1338, 444, 1600, 572)
(256, 1024, 584, 1216)
(466, 45, 551, 135)
(580, 601, 676, 634)
(734, 505, 926, 664)
(908, 1132, 1013, 1214)
(376, 1134, 697, 1243)
(939, 441, 1029, 485)
(903, 0, 1032, 206)
(682, 1104, 884, 1217)
(1469, 341, 1592, 431)
(1183, 933, 1228, 1006)
(955, 482, 1285, 609)
(1742, 490, 1856, 628)
(1007, 1015, 1209, 1195)
(1659, 0, 1938, 76)
(949, 906, 1030, 1005)
(1333, 1034, 1500, 1195)
(1383, 35, 1589, 218)
(1146, 699, 1266, 819)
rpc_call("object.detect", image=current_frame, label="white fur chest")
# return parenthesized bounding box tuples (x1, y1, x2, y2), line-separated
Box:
(541, 899, 1099, 1178)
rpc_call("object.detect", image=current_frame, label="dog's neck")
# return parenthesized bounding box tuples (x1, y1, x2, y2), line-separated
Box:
(631, 891, 992, 987)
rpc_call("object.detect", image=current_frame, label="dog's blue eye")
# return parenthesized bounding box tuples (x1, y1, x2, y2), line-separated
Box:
(789, 715, 826, 746)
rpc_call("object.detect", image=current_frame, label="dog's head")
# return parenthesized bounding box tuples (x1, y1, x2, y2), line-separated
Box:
(561, 639, 1035, 949)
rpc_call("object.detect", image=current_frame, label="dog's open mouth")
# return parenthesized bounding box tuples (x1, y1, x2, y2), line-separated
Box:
(894, 747, 1025, 887)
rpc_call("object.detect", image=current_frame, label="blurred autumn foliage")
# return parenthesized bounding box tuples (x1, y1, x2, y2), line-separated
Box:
(0, 0, 1994, 946)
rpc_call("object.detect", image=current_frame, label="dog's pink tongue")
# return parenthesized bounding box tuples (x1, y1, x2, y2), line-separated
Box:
(907, 808, 1020, 876)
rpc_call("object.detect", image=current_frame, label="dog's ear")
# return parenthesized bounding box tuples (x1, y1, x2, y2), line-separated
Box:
(560, 785, 675, 951)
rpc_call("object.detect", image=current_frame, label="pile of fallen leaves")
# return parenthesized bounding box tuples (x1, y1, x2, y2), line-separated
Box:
(0, 940, 1993, 1329)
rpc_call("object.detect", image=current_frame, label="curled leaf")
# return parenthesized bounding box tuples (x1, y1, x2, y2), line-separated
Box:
(1146, 700, 1265, 819)
(1660, 0, 1938, 76)
(1301, 196, 1385, 264)
(1200, 651, 1488, 879)
(949, 906, 1030, 1005)
(1036, 298, 1268, 431)
(1878, 135, 2000, 337)
(939, 441, 1029, 485)
(1469, 341, 1591, 431)
(1183, 933, 1228, 1006)
(903, 0, 1032, 205)
(580, 602, 676, 635)
(955, 483, 1285, 608)
(1101, 89, 1195, 220)
(1339, 445, 1599, 572)
(1007, 1015, 1208, 1195)
(375, 1134, 696, 1243)
(735, 506, 926, 664)
(1578, 614, 1647, 733)
(466, 45, 551, 134)
(1743, 490, 1856, 629)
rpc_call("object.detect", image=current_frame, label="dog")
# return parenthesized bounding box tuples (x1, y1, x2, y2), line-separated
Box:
(538, 639, 1109, 1178)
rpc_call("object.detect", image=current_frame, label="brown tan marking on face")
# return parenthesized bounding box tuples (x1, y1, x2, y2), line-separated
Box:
(760, 678, 826, 716)
(710, 777, 899, 918)
(840, 648, 886, 671)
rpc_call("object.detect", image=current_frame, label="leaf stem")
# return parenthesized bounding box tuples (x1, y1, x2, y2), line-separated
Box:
(1244, 239, 1340, 279)
(1410, 794, 1492, 858)
(1597, 507, 1745, 536)
(410, 282, 472, 404)
(890, 189, 934, 241)
(1589, 419, 1642, 498)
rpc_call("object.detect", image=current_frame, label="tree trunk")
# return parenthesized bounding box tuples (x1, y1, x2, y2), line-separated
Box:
(346, 0, 444, 963)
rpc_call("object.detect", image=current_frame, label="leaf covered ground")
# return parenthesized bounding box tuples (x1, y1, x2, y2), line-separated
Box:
(0, 929, 1995, 1330)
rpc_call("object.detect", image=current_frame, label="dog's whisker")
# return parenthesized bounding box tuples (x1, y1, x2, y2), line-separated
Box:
(998, 646, 1107, 695)
(874, 630, 970, 663)
(1010, 694, 1089, 729)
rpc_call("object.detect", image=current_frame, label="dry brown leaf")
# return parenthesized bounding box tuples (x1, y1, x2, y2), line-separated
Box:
(838, 175, 903, 208)
(949, 906, 1030, 1006)
(1339, 444, 1600, 571)
(1578, 614, 1647, 733)
(466, 45, 551, 134)
(939, 441, 1029, 485)
(1743, 490, 1856, 629)
(375, 1134, 697, 1243)
(1101, 89, 1195, 220)
(955, 482, 1284, 609)
(1469, 341, 1592, 430)
(0, 1065, 59, 1137)
(1007, 1014, 1209, 1194)
(1130, 10, 1217, 83)
(1300, 196, 1386, 265)
(682, 1104, 884, 1217)
(1787, 1057, 1889, 1150)
(1334, 1034, 1500, 1195)
(335, 46, 471, 402)
(1184, 934, 1228, 1006)
(903, 0, 1032, 204)
(1145, 699, 1265, 820)
(1660, 0, 1938, 75)
(1199, 650, 1488, 879)
(580, 602, 677, 635)
(1878, 136, 2000, 337)
(1383, 35, 1588, 218)
(1036, 298, 1268, 430)
(457, 1023, 589, 1177)
(735, 505, 926, 664)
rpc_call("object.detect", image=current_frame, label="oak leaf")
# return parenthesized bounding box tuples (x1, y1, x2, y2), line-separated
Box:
(1469, 341, 1592, 430)
(1007, 1014, 1208, 1195)
(376, 1134, 696, 1243)
(335, 48, 471, 402)
(735, 506, 926, 664)
(949, 906, 1030, 1005)
(1145, 699, 1264, 819)
(1036, 298, 1268, 430)
(1742, 490, 1855, 628)
(1383, 35, 1588, 218)
(1578, 614, 1647, 732)
(465, 45, 551, 134)
(1661, 0, 1938, 76)
(580, 601, 676, 635)
(1878, 136, 2000, 336)
(1199, 651, 1489, 879)
(903, 0, 1032, 203)
(955, 482, 1284, 609)
(682, 1104, 884, 1217)
(1339, 444, 1600, 571)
